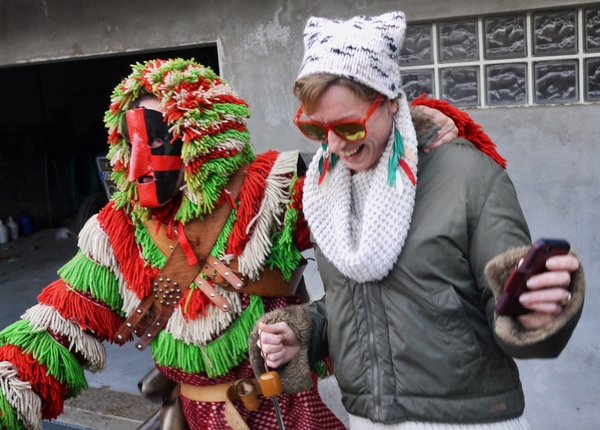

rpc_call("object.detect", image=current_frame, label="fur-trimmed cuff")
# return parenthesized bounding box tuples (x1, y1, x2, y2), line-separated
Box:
(248, 305, 313, 394)
(485, 245, 586, 346)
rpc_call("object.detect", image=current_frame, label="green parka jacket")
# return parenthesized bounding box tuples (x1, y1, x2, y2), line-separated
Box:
(307, 138, 584, 424)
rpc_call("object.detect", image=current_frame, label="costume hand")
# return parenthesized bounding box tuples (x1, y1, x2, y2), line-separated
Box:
(517, 254, 579, 329)
(257, 322, 301, 369)
(413, 105, 458, 153)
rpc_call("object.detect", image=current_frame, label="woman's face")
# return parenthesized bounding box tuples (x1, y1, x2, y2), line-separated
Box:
(309, 84, 397, 173)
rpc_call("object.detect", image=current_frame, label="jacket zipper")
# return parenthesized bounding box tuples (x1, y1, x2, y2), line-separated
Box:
(363, 284, 381, 419)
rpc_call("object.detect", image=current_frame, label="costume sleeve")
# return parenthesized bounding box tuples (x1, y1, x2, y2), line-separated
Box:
(0, 204, 143, 430)
(468, 161, 584, 358)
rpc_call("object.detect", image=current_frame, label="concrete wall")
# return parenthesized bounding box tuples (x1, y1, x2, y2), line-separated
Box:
(1, 1, 598, 429)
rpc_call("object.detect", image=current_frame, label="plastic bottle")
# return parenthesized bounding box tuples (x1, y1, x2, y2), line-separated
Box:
(18, 212, 34, 235)
(0, 220, 8, 244)
(7, 217, 19, 241)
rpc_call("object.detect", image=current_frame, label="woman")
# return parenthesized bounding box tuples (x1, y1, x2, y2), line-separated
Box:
(251, 11, 585, 430)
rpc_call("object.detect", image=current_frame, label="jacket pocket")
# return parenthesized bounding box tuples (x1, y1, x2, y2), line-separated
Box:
(429, 285, 484, 368)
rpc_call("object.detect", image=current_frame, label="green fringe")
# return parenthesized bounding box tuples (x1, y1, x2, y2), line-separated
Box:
(135, 221, 167, 268)
(0, 390, 26, 430)
(151, 295, 264, 378)
(265, 174, 303, 280)
(212, 209, 238, 258)
(57, 251, 124, 315)
(0, 320, 88, 395)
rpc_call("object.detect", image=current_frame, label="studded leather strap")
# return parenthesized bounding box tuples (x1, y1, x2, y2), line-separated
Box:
(114, 166, 248, 350)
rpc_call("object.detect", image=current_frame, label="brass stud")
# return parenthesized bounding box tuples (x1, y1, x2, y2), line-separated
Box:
(223, 305, 229, 309)
(154, 295, 158, 299)
(156, 322, 161, 326)
(237, 283, 242, 287)
(160, 300, 164, 304)
(159, 288, 163, 292)
(126, 322, 132, 327)
(169, 245, 174, 249)
(137, 309, 142, 314)
(166, 302, 170, 306)
(225, 272, 230, 276)
(159, 278, 164, 282)
(137, 345, 142, 349)
(147, 333, 152, 338)
(153, 282, 158, 287)
(210, 293, 215, 297)
(117, 334, 123, 339)
(166, 278, 171, 282)
(173, 282, 178, 287)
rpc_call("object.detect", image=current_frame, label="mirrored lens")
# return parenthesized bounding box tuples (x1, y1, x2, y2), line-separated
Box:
(298, 123, 327, 141)
(334, 123, 366, 141)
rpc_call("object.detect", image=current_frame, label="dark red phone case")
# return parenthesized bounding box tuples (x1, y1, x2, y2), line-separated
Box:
(495, 238, 570, 316)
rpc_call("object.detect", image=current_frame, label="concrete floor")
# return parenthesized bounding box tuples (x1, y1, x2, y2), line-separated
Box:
(2, 224, 596, 430)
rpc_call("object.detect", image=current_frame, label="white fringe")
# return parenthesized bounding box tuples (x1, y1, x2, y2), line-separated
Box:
(78, 214, 142, 316)
(165, 286, 242, 347)
(21, 304, 107, 373)
(238, 151, 298, 280)
(0, 361, 42, 430)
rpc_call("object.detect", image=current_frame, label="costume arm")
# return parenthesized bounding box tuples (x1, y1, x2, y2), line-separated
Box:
(469, 166, 584, 358)
(0, 206, 139, 429)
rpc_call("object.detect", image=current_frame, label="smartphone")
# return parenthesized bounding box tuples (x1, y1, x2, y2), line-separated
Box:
(494, 238, 570, 316)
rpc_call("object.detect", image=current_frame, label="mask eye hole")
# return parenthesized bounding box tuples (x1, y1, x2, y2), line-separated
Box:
(149, 138, 164, 148)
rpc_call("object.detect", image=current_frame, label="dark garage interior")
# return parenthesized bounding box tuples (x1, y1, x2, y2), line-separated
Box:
(0, 45, 218, 233)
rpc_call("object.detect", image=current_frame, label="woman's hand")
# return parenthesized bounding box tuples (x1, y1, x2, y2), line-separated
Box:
(517, 254, 579, 329)
(256, 322, 301, 369)
(413, 105, 458, 153)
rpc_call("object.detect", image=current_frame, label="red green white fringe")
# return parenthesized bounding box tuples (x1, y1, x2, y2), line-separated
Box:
(78, 214, 142, 316)
(164, 286, 242, 348)
(21, 305, 106, 373)
(0, 361, 42, 430)
(237, 150, 299, 280)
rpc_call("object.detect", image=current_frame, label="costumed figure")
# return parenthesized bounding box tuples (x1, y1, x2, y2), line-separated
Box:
(0, 58, 347, 430)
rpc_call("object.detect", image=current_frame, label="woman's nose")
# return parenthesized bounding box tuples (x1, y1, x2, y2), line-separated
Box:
(326, 130, 344, 155)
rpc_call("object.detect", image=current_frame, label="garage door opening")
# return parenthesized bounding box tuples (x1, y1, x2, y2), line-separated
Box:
(0, 45, 218, 231)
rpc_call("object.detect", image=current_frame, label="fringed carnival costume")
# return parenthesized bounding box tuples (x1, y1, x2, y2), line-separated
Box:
(0, 59, 346, 430)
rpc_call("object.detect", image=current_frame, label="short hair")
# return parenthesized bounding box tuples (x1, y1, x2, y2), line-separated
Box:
(293, 74, 381, 114)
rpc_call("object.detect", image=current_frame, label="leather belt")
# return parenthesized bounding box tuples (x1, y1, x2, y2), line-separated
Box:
(180, 380, 263, 430)
(114, 167, 248, 350)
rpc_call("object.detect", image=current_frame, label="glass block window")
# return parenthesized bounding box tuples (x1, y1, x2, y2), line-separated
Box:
(400, 6, 600, 108)
(401, 25, 433, 65)
(485, 16, 526, 59)
(438, 20, 478, 63)
(534, 60, 578, 104)
(585, 58, 600, 100)
(440, 67, 479, 107)
(401, 69, 434, 100)
(585, 8, 600, 52)
(533, 10, 577, 56)
(486, 63, 527, 106)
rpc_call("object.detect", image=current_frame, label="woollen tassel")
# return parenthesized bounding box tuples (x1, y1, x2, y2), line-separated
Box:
(151, 295, 264, 378)
(0, 390, 26, 430)
(180, 284, 212, 321)
(388, 129, 405, 186)
(0, 345, 68, 419)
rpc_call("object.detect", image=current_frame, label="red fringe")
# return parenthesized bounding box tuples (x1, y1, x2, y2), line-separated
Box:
(0, 344, 68, 419)
(226, 151, 279, 256)
(411, 95, 507, 169)
(97, 202, 159, 299)
(38, 280, 127, 343)
(185, 148, 241, 176)
(290, 177, 312, 252)
(179, 285, 212, 321)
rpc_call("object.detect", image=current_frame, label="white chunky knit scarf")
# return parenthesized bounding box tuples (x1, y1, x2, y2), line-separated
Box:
(303, 105, 417, 283)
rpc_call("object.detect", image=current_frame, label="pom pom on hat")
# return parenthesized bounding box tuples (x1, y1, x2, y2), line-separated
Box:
(298, 12, 407, 99)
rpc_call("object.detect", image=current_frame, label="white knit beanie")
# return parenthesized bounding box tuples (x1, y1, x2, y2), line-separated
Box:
(298, 11, 407, 99)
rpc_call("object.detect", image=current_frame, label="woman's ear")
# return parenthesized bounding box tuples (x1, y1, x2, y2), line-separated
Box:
(388, 98, 399, 115)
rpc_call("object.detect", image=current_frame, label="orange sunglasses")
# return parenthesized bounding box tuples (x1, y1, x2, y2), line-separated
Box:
(293, 95, 385, 142)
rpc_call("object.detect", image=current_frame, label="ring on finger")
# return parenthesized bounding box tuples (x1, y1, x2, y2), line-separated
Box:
(560, 291, 572, 306)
